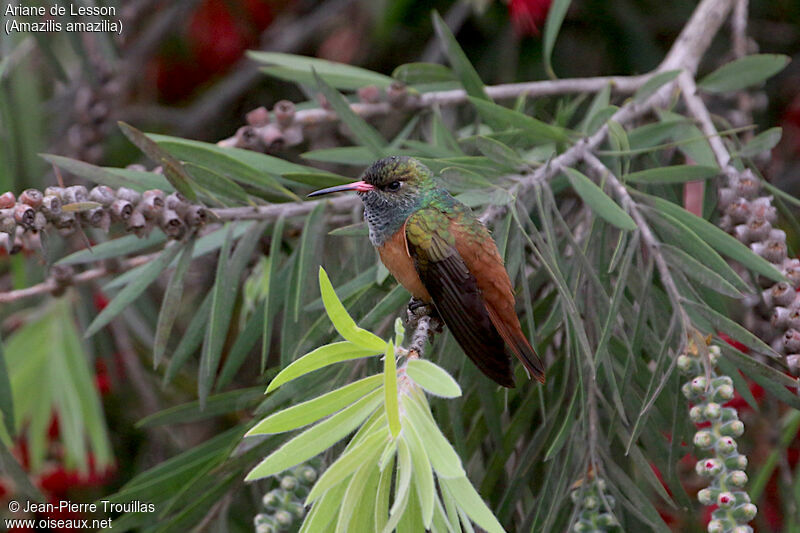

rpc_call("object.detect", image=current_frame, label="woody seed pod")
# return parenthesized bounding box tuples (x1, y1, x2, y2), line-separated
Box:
(274, 100, 296, 128)
(14, 203, 35, 228)
(82, 207, 106, 227)
(116, 187, 141, 204)
(184, 205, 207, 227)
(0, 192, 15, 209)
(89, 185, 116, 207)
(64, 185, 89, 203)
(126, 208, 146, 234)
(41, 195, 61, 217)
(33, 212, 47, 232)
(161, 209, 186, 239)
(111, 199, 133, 221)
(246, 106, 270, 127)
(19, 189, 42, 208)
(141, 190, 165, 219)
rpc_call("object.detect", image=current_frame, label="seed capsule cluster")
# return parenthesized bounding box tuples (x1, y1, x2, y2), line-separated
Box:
(718, 169, 800, 372)
(678, 343, 757, 533)
(570, 477, 620, 533)
(0, 185, 206, 254)
(253, 460, 320, 533)
(220, 83, 414, 153)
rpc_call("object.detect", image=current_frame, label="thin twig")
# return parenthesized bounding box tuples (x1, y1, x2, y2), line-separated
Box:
(582, 151, 690, 334)
(0, 253, 156, 304)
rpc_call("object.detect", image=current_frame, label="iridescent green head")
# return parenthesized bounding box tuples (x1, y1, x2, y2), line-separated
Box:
(308, 156, 443, 246)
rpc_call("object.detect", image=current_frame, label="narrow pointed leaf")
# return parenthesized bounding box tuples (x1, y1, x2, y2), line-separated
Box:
(469, 98, 570, 143)
(0, 337, 14, 435)
(245, 389, 382, 480)
(118, 122, 197, 201)
(267, 341, 380, 393)
(698, 54, 790, 93)
(542, 0, 571, 79)
(440, 477, 505, 533)
(85, 243, 183, 337)
(633, 70, 681, 102)
(661, 244, 742, 297)
(406, 359, 462, 398)
(263, 215, 286, 372)
(153, 237, 195, 368)
(319, 267, 386, 350)
(735, 127, 782, 158)
(403, 415, 435, 528)
(564, 168, 636, 230)
(384, 341, 401, 438)
(250, 375, 383, 435)
(626, 165, 719, 184)
(314, 72, 386, 156)
(57, 232, 166, 265)
(432, 11, 489, 102)
(642, 192, 784, 282)
(248, 51, 394, 89)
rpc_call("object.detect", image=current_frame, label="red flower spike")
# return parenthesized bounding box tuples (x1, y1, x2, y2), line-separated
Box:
(509, 0, 552, 36)
(718, 332, 749, 354)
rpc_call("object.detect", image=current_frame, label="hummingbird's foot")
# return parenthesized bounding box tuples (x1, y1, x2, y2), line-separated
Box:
(406, 297, 435, 328)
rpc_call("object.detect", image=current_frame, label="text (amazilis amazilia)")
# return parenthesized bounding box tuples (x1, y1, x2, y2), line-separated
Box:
(309, 156, 545, 387)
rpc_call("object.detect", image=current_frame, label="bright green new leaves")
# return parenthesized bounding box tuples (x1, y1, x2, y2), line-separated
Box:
(245, 389, 383, 480)
(384, 341, 401, 438)
(319, 267, 386, 351)
(249, 51, 394, 90)
(698, 54, 790, 93)
(267, 342, 379, 393)
(564, 168, 637, 230)
(250, 375, 383, 435)
(406, 359, 462, 398)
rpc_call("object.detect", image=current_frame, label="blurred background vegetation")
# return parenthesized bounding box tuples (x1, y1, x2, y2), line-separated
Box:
(1, 0, 799, 531)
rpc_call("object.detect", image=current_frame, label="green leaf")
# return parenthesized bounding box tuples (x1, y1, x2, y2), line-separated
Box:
(375, 453, 395, 532)
(267, 342, 380, 393)
(250, 375, 383, 435)
(118, 122, 197, 201)
(248, 51, 394, 90)
(384, 341, 401, 438)
(440, 477, 505, 533)
(633, 70, 681, 102)
(660, 244, 742, 297)
(698, 54, 790, 93)
(301, 479, 348, 533)
(319, 267, 386, 351)
(432, 11, 490, 103)
(0, 441, 43, 501)
(403, 392, 465, 479)
(153, 237, 195, 368)
(136, 387, 263, 428)
(626, 165, 719, 184)
(336, 458, 382, 532)
(542, 0, 571, 79)
(403, 416, 435, 528)
(314, 71, 386, 156)
(281, 171, 352, 188)
(263, 216, 286, 372)
(57, 232, 166, 266)
(245, 389, 382, 480)
(184, 162, 252, 206)
(643, 207, 749, 292)
(472, 136, 526, 170)
(405, 359, 462, 398)
(199, 222, 268, 405)
(163, 292, 212, 385)
(148, 135, 302, 201)
(564, 168, 636, 230)
(294, 202, 327, 321)
(469, 98, 570, 143)
(306, 428, 387, 504)
(642, 192, 784, 282)
(392, 63, 456, 84)
(544, 392, 578, 461)
(735, 127, 782, 158)
(0, 337, 14, 436)
(85, 243, 183, 337)
(385, 437, 413, 532)
(682, 300, 780, 358)
(41, 154, 172, 192)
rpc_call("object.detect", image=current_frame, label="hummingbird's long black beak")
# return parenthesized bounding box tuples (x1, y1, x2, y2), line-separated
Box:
(307, 181, 375, 198)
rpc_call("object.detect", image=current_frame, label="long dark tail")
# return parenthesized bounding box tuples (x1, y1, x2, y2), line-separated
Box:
(487, 306, 546, 383)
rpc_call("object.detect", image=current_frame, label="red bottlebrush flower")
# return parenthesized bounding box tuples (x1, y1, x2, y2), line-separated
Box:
(718, 332, 749, 354)
(509, 0, 552, 36)
(92, 291, 109, 312)
(0, 479, 8, 498)
(94, 359, 111, 396)
(47, 414, 60, 440)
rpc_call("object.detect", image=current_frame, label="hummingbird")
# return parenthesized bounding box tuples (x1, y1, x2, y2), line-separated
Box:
(308, 156, 545, 387)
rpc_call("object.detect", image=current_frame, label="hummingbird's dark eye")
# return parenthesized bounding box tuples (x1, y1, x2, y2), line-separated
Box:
(386, 180, 402, 191)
